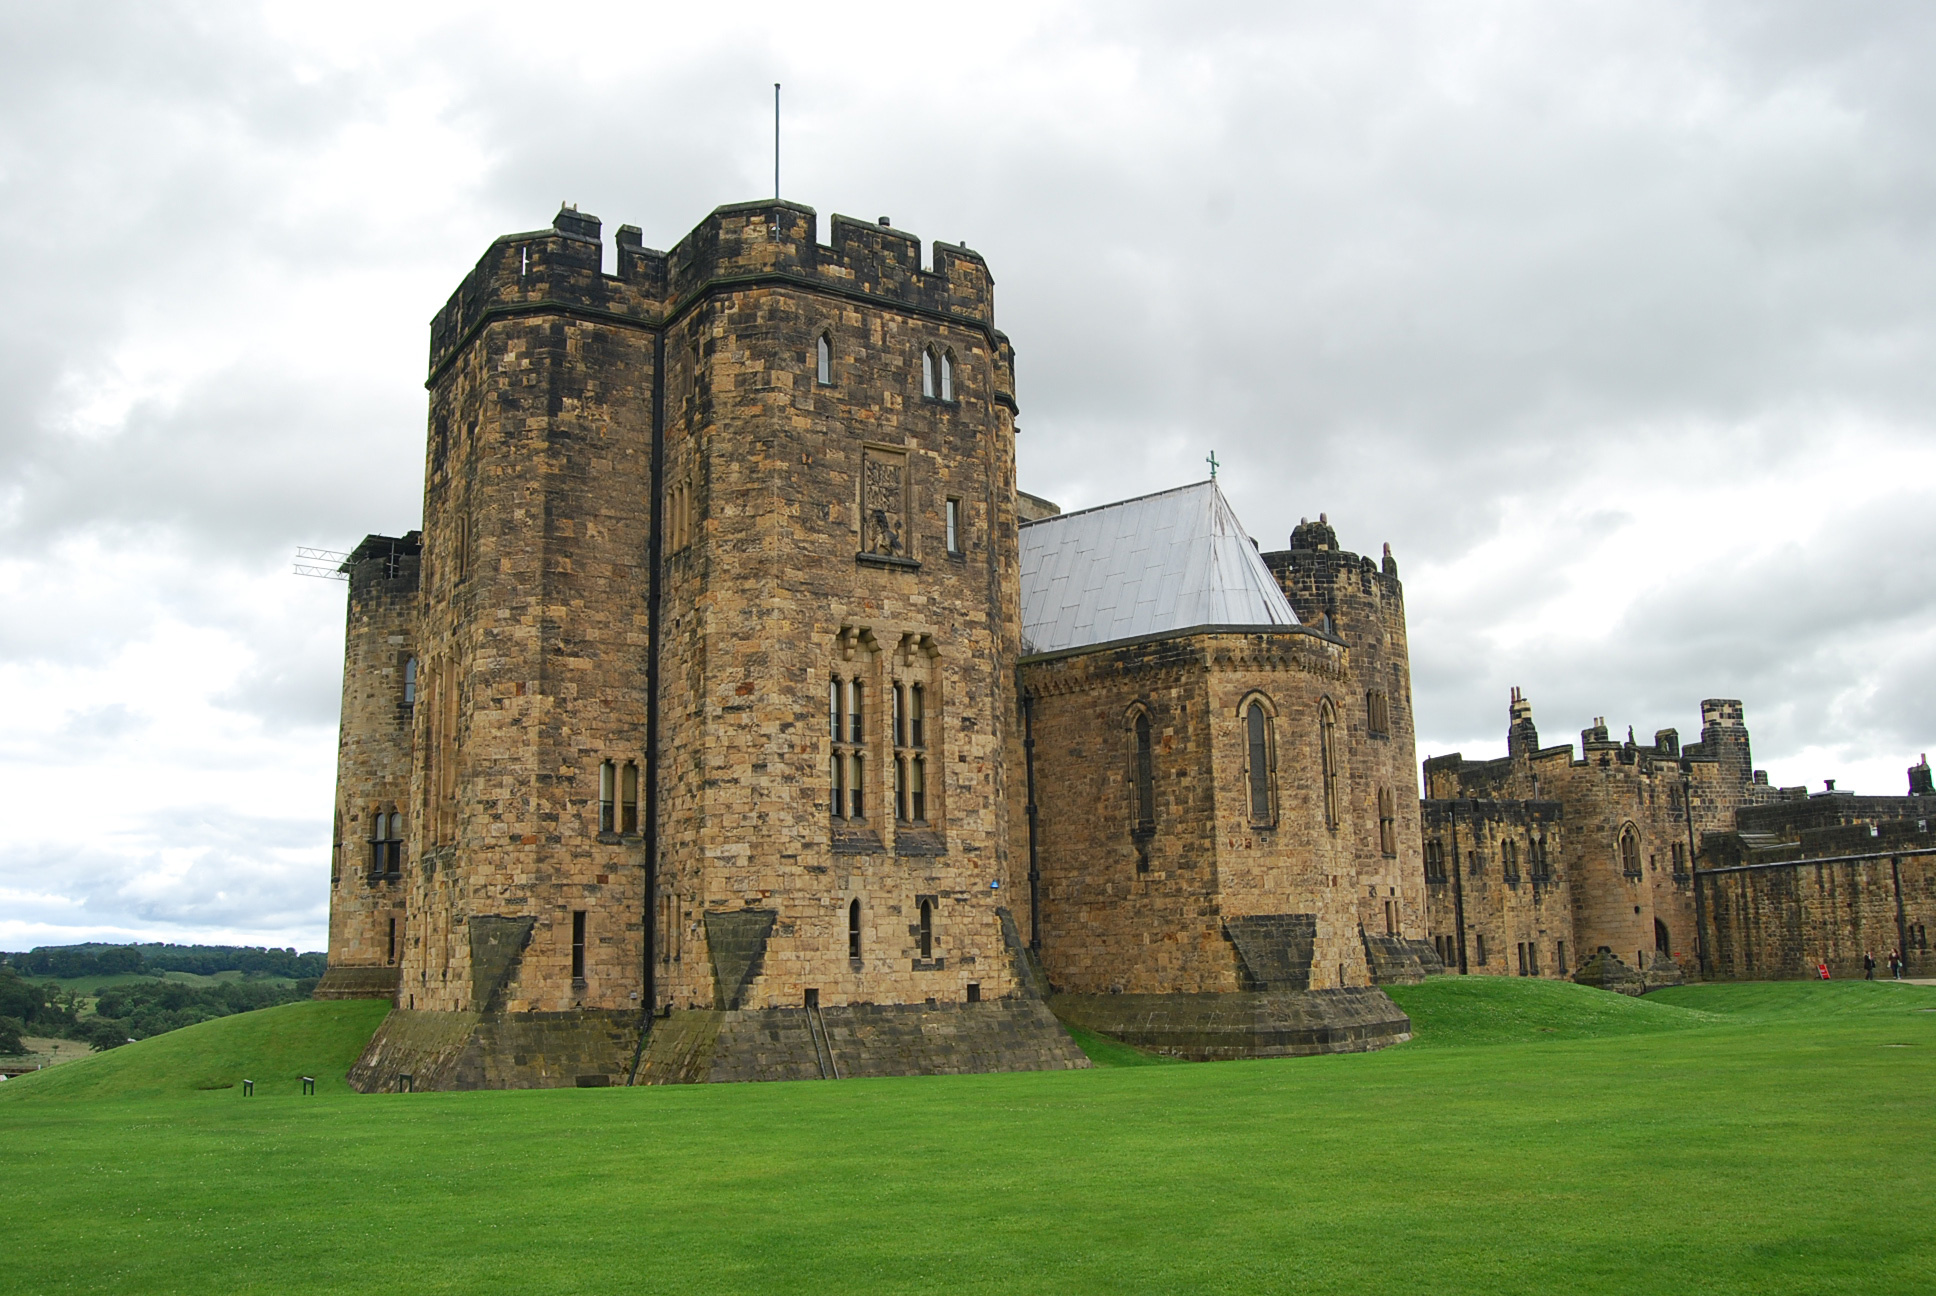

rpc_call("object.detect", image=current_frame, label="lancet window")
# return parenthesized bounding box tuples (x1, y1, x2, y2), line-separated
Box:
(1242, 696, 1277, 827)
(1620, 825, 1642, 877)
(1130, 708, 1155, 834)
(1319, 698, 1341, 830)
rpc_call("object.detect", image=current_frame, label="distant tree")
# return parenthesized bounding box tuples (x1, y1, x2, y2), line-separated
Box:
(0, 1016, 26, 1056)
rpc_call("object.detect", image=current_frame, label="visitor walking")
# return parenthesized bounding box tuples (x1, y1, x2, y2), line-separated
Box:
(1864, 950, 1877, 980)
(1890, 949, 1903, 980)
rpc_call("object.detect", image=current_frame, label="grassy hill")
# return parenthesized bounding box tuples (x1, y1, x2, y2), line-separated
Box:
(0, 980, 1930, 1294)
(0, 999, 388, 1102)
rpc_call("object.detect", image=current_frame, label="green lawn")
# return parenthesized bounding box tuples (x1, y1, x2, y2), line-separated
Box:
(1, 980, 1930, 1294)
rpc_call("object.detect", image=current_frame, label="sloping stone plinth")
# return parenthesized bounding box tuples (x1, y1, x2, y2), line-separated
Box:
(1050, 987, 1412, 1061)
(635, 997, 1090, 1084)
(313, 965, 401, 1000)
(347, 1008, 638, 1092)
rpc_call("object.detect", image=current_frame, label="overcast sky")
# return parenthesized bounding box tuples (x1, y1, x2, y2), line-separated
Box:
(5, 1, 1935, 952)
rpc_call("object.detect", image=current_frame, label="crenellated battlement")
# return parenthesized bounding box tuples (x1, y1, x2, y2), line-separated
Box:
(428, 201, 996, 383)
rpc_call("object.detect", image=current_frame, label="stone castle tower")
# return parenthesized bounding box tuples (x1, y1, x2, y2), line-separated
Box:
(324, 201, 1084, 1086)
(321, 199, 1430, 1086)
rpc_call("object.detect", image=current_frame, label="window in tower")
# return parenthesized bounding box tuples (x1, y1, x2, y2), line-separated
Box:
(1131, 708, 1155, 834)
(816, 333, 832, 386)
(939, 350, 954, 402)
(1620, 824, 1642, 877)
(1366, 689, 1390, 738)
(918, 899, 934, 960)
(598, 761, 616, 833)
(848, 899, 861, 959)
(832, 675, 867, 821)
(892, 670, 933, 825)
(1378, 788, 1397, 857)
(403, 656, 417, 706)
(1424, 839, 1446, 882)
(945, 498, 962, 554)
(387, 917, 397, 965)
(620, 761, 639, 834)
(1319, 698, 1341, 830)
(571, 910, 587, 981)
(1502, 837, 1520, 881)
(1243, 697, 1276, 827)
(922, 348, 936, 399)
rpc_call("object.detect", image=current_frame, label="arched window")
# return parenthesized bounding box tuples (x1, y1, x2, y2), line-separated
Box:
(848, 898, 861, 959)
(1378, 788, 1397, 856)
(403, 657, 417, 705)
(620, 761, 639, 834)
(1501, 837, 1519, 880)
(918, 899, 934, 960)
(1620, 825, 1642, 877)
(922, 348, 937, 399)
(1319, 699, 1341, 830)
(939, 350, 954, 402)
(1244, 700, 1275, 826)
(598, 761, 616, 833)
(1366, 690, 1390, 738)
(1132, 710, 1155, 832)
(816, 333, 832, 385)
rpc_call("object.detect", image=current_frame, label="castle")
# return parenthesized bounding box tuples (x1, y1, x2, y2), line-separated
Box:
(318, 198, 1936, 1089)
(1422, 695, 1936, 988)
(318, 201, 1430, 1088)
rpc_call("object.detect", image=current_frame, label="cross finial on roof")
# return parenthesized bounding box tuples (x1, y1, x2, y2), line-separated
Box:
(1206, 450, 1219, 480)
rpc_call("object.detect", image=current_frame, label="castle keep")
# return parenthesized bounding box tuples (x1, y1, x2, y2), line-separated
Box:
(319, 200, 1431, 1087)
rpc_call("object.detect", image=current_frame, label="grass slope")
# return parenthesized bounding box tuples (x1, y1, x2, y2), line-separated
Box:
(1385, 972, 1725, 1046)
(0, 999, 389, 1102)
(1, 981, 1931, 1295)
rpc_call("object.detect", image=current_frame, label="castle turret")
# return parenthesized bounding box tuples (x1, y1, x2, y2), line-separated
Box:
(1507, 687, 1539, 758)
(1911, 755, 1933, 797)
(315, 532, 421, 1001)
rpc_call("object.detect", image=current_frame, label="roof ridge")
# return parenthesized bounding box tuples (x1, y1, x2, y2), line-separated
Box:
(1018, 478, 1215, 529)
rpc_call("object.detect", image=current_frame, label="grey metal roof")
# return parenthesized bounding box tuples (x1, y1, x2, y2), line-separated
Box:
(1018, 480, 1299, 655)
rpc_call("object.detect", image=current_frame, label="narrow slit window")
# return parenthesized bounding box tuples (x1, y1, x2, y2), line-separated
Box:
(571, 910, 587, 981)
(403, 657, 417, 705)
(1133, 712, 1155, 832)
(830, 680, 841, 742)
(387, 917, 397, 965)
(1377, 789, 1397, 856)
(922, 349, 936, 399)
(911, 756, 926, 822)
(1319, 700, 1341, 829)
(909, 685, 924, 748)
(620, 761, 639, 834)
(945, 498, 961, 553)
(939, 350, 954, 401)
(598, 761, 616, 833)
(816, 334, 831, 385)
(849, 752, 864, 819)
(849, 681, 864, 744)
(918, 899, 933, 960)
(848, 899, 861, 959)
(1245, 701, 1274, 825)
(896, 755, 909, 822)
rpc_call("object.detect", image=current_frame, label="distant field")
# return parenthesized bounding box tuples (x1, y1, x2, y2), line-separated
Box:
(1, 979, 1930, 1294)
(27, 969, 304, 996)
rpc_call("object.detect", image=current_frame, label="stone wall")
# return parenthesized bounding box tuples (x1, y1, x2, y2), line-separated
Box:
(1420, 799, 1572, 977)
(1700, 849, 1936, 980)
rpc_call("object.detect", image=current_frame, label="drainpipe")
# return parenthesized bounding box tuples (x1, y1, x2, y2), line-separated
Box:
(627, 325, 667, 1085)
(1449, 799, 1469, 974)
(1022, 690, 1042, 952)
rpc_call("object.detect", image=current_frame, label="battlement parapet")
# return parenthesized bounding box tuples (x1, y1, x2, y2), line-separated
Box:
(429, 202, 998, 382)
(428, 204, 663, 380)
(661, 202, 993, 329)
